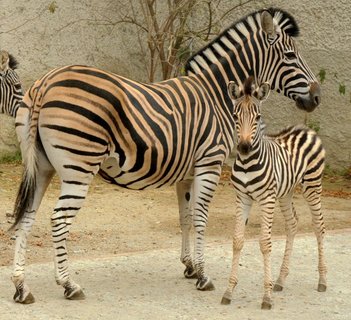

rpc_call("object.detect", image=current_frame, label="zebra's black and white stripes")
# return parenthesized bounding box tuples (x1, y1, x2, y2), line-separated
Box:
(221, 77, 326, 309)
(0, 51, 23, 117)
(6, 8, 322, 303)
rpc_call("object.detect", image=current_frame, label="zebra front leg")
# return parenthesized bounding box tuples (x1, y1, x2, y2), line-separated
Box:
(302, 182, 327, 292)
(12, 163, 54, 304)
(274, 196, 298, 292)
(51, 180, 91, 300)
(222, 196, 252, 304)
(176, 180, 196, 279)
(259, 200, 275, 310)
(192, 165, 222, 291)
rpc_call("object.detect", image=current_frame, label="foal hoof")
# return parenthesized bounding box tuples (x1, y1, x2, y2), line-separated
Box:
(13, 290, 35, 304)
(221, 296, 231, 305)
(273, 283, 284, 292)
(184, 266, 197, 279)
(64, 287, 86, 300)
(317, 283, 327, 292)
(261, 296, 272, 310)
(261, 300, 272, 310)
(196, 277, 215, 291)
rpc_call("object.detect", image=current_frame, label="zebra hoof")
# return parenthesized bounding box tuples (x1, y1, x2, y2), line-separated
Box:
(184, 266, 197, 279)
(13, 290, 35, 304)
(317, 283, 327, 292)
(196, 277, 215, 291)
(273, 283, 284, 292)
(64, 287, 86, 300)
(221, 296, 232, 305)
(261, 299, 272, 310)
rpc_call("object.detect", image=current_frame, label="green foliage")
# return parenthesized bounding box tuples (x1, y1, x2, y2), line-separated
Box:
(318, 68, 326, 84)
(318, 68, 348, 97)
(339, 83, 346, 95)
(0, 150, 22, 164)
(324, 163, 351, 179)
(48, 1, 58, 14)
(304, 117, 321, 133)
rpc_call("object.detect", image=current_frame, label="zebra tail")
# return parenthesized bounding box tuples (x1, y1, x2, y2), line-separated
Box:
(10, 99, 38, 230)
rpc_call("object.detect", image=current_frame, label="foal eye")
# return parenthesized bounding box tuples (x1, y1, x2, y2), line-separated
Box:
(285, 51, 297, 60)
(255, 115, 261, 121)
(233, 114, 238, 121)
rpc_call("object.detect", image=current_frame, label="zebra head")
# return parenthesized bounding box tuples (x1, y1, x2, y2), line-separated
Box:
(259, 9, 320, 112)
(0, 50, 23, 117)
(228, 77, 270, 155)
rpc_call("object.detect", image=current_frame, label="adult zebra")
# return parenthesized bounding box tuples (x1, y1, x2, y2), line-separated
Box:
(0, 51, 23, 116)
(7, 8, 321, 303)
(221, 77, 326, 309)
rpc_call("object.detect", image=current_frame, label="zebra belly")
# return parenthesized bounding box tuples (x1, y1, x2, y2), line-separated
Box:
(98, 155, 192, 190)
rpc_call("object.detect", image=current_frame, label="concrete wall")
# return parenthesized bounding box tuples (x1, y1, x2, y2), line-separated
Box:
(1, 0, 350, 170)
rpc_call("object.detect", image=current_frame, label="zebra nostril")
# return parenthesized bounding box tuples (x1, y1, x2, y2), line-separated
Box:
(238, 142, 252, 155)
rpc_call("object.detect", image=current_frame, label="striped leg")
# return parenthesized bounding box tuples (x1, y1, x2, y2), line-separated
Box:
(51, 177, 93, 300)
(12, 155, 54, 304)
(302, 180, 327, 292)
(221, 195, 252, 304)
(259, 198, 275, 310)
(192, 165, 221, 291)
(176, 180, 196, 279)
(274, 195, 298, 291)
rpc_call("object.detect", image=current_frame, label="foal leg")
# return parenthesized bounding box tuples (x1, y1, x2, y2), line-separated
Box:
(176, 180, 196, 278)
(274, 195, 298, 291)
(221, 195, 252, 304)
(12, 155, 54, 304)
(302, 180, 327, 292)
(259, 198, 275, 310)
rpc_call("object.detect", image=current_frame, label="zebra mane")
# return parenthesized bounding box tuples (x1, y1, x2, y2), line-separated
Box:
(243, 76, 255, 96)
(9, 54, 19, 70)
(184, 7, 299, 75)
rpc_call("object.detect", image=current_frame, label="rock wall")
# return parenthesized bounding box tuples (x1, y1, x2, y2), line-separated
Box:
(1, 0, 350, 170)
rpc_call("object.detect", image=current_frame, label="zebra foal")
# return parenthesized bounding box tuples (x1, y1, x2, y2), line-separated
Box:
(221, 77, 326, 309)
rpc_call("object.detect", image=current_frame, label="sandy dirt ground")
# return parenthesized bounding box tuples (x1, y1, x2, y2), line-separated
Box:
(0, 163, 350, 319)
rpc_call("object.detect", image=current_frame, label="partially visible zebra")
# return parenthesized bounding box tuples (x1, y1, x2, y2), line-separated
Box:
(0, 51, 23, 116)
(221, 77, 326, 309)
(6, 8, 322, 304)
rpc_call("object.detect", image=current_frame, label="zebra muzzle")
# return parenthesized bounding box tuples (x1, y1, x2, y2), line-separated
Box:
(237, 141, 252, 155)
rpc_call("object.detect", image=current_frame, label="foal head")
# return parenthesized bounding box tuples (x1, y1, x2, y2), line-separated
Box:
(228, 77, 270, 155)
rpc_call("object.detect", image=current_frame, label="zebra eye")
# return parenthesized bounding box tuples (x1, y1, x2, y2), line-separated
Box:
(233, 113, 238, 121)
(14, 83, 22, 90)
(285, 51, 297, 60)
(256, 115, 261, 121)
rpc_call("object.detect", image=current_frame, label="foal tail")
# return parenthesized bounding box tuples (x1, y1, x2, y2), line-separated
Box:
(11, 90, 40, 229)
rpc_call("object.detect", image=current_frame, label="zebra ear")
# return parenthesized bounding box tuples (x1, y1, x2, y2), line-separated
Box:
(228, 81, 242, 100)
(256, 82, 271, 101)
(261, 10, 276, 39)
(0, 50, 10, 73)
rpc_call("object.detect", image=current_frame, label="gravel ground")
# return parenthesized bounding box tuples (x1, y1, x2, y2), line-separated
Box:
(1, 231, 350, 320)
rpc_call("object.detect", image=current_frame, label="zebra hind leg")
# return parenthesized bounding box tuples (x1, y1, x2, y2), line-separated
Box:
(12, 159, 54, 304)
(302, 179, 327, 292)
(176, 180, 197, 279)
(51, 175, 94, 300)
(273, 195, 298, 292)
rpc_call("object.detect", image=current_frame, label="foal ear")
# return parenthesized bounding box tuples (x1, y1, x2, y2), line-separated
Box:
(228, 81, 242, 100)
(261, 10, 276, 39)
(0, 51, 10, 73)
(256, 82, 271, 101)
